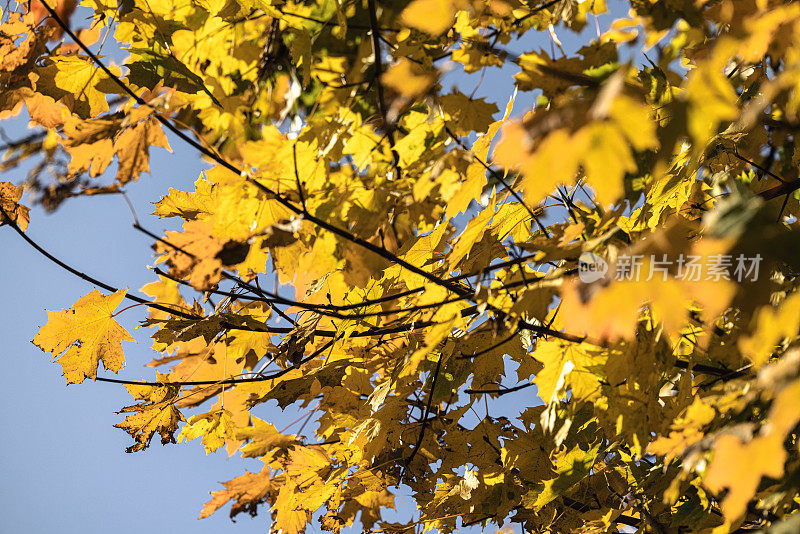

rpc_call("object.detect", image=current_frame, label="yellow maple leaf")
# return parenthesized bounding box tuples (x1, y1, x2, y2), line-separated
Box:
(739, 292, 800, 367)
(574, 122, 635, 207)
(703, 369, 800, 521)
(685, 41, 739, 149)
(200, 466, 273, 519)
(116, 382, 184, 453)
(704, 434, 786, 521)
(448, 195, 495, 268)
(153, 177, 216, 220)
(0, 181, 30, 232)
(178, 410, 235, 454)
(439, 93, 499, 136)
(24, 92, 69, 129)
(62, 116, 117, 177)
(401, 0, 463, 35)
(50, 56, 110, 117)
(274, 481, 311, 534)
(32, 289, 134, 384)
(113, 116, 172, 183)
(140, 275, 185, 321)
(237, 416, 298, 458)
(648, 397, 716, 461)
(495, 123, 575, 205)
(384, 221, 448, 287)
(286, 446, 331, 486)
(155, 220, 255, 290)
(532, 340, 606, 403)
(382, 59, 435, 98)
(530, 441, 601, 509)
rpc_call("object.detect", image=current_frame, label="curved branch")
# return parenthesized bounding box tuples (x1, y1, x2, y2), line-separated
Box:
(442, 124, 550, 237)
(464, 382, 534, 395)
(0, 203, 198, 320)
(366, 0, 398, 159)
(402, 351, 445, 479)
(95, 338, 337, 387)
(140, 214, 545, 314)
(37, 0, 473, 305)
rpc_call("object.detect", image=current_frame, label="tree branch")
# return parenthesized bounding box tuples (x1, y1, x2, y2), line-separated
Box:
(442, 124, 550, 237)
(403, 351, 445, 480)
(37, 0, 479, 309)
(464, 382, 534, 395)
(94, 338, 337, 387)
(0, 203, 198, 320)
(366, 0, 402, 178)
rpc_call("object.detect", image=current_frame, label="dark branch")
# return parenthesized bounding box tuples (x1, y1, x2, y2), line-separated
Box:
(403, 352, 445, 479)
(0, 203, 197, 320)
(38, 0, 476, 308)
(94, 338, 337, 386)
(366, 0, 402, 178)
(442, 124, 550, 237)
(464, 382, 534, 395)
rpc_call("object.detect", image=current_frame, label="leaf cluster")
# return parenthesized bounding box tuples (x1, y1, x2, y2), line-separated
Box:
(6, 1, 800, 533)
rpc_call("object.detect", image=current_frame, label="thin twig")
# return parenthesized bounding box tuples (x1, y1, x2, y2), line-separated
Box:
(464, 382, 534, 395)
(0, 203, 197, 320)
(94, 338, 337, 386)
(292, 143, 307, 210)
(443, 124, 549, 236)
(366, 0, 402, 179)
(402, 352, 445, 480)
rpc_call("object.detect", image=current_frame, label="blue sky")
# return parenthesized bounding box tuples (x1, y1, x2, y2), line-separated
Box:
(0, 5, 631, 532)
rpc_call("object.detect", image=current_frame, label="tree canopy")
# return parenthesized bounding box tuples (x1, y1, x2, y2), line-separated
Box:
(4, 0, 800, 532)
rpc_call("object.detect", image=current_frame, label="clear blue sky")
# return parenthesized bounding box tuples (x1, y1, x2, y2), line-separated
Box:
(0, 6, 628, 532)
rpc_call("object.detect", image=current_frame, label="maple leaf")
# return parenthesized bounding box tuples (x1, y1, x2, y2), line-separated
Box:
(40, 56, 112, 117)
(140, 275, 185, 321)
(0, 181, 31, 231)
(61, 110, 171, 184)
(704, 434, 786, 521)
(113, 114, 171, 183)
(152, 178, 215, 221)
(401, 0, 459, 35)
(252, 360, 350, 409)
(382, 59, 436, 98)
(178, 409, 236, 454)
(532, 340, 606, 403)
(115, 379, 184, 453)
(61, 116, 117, 177)
(28, 0, 78, 40)
(200, 465, 273, 519)
(24, 93, 68, 129)
(274, 481, 312, 534)
(525, 441, 601, 510)
(32, 289, 134, 384)
(154, 221, 236, 290)
(237, 417, 298, 458)
(439, 93, 499, 136)
(739, 291, 800, 367)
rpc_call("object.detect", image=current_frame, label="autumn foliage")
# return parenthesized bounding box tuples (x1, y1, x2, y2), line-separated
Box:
(5, 0, 800, 532)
